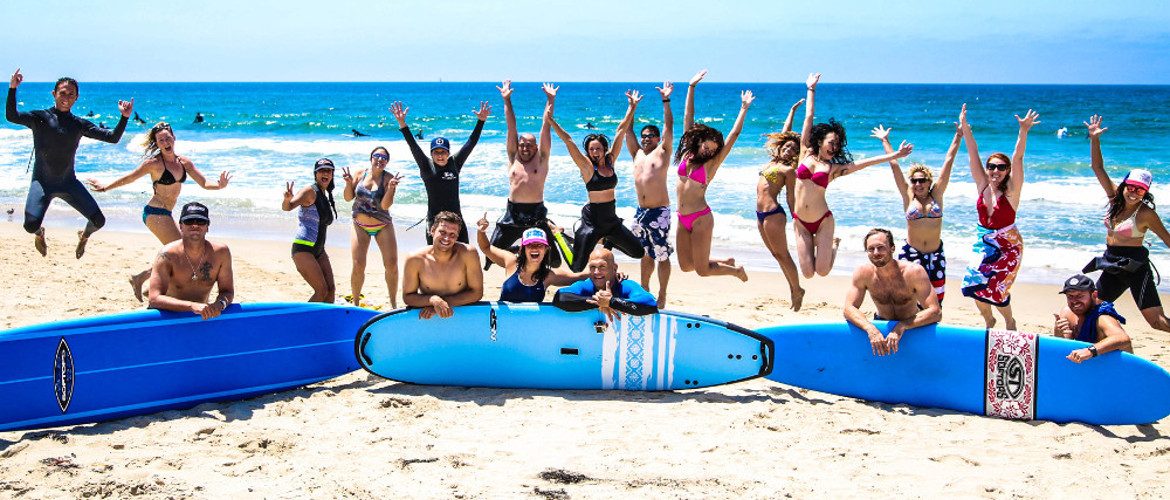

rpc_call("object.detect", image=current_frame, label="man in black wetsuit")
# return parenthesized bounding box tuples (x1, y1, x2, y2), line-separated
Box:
(7, 69, 134, 258)
(389, 100, 490, 244)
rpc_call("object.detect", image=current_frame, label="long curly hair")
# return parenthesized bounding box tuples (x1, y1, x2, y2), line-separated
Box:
(808, 119, 853, 164)
(675, 123, 725, 163)
(142, 122, 174, 158)
(765, 131, 801, 166)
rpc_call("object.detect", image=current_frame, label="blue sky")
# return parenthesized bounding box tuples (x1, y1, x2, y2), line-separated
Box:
(2, 0, 1167, 84)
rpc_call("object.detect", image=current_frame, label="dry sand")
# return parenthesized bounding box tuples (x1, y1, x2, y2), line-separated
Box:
(1, 222, 1168, 498)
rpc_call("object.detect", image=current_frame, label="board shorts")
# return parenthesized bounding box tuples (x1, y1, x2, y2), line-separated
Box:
(631, 206, 673, 262)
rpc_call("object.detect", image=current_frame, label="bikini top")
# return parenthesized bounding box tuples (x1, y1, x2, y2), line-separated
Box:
(976, 188, 1016, 229)
(760, 163, 784, 186)
(1106, 208, 1147, 239)
(585, 164, 618, 192)
(154, 156, 187, 186)
(796, 163, 829, 189)
(352, 172, 393, 222)
(677, 156, 708, 186)
(906, 197, 943, 221)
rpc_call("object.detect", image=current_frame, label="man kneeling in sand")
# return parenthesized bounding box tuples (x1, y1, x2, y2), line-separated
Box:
(553, 247, 658, 322)
(844, 228, 941, 356)
(1053, 274, 1132, 363)
(147, 202, 234, 320)
(402, 211, 483, 319)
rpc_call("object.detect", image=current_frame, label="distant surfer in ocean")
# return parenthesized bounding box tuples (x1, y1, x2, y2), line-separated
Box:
(958, 106, 1038, 331)
(351, 128, 369, 137)
(193, 112, 204, 124)
(402, 211, 483, 319)
(147, 202, 235, 320)
(1083, 114, 1170, 334)
(624, 82, 676, 309)
(282, 158, 339, 303)
(391, 99, 491, 244)
(553, 247, 658, 322)
(88, 121, 232, 301)
(1053, 274, 1132, 362)
(7, 68, 134, 258)
(870, 107, 963, 306)
(548, 89, 644, 271)
(133, 112, 146, 124)
(485, 80, 564, 268)
(756, 97, 807, 311)
(844, 228, 941, 357)
(792, 72, 913, 279)
(674, 69, 752, 282)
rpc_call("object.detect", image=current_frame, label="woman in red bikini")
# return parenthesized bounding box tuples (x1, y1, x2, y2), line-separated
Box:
(793, 73, 913, 278)
(959, 105, 1039, 330)
(674, 69, 751, 281)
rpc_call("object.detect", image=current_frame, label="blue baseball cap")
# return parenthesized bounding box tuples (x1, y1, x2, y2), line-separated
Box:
(430, 137, 450, 152)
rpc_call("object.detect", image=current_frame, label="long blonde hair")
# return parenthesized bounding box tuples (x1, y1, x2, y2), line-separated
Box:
(142, 122, 174, 158)
(765, 131, 801, 166)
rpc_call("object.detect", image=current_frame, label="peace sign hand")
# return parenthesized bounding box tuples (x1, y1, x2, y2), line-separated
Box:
(386, 172, 404, 187)
(284, 181, 295, 200)
(474, 101, 492, 121)
(341, 167, 354, 186)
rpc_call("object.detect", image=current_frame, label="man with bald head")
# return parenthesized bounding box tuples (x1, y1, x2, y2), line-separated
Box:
(485, 80, 565, 268)
(553, 247, 658, 321)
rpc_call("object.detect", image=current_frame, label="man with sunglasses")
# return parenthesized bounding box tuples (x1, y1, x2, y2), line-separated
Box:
(391, 100, 491, 244)
(147, 202, 235, 320)
(622, 82, 675, 308)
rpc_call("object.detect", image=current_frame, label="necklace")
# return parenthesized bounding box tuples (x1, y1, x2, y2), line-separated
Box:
(181, 242, 208, 281)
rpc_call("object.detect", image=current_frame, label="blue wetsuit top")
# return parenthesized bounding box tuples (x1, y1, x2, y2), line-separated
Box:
(1079, 301, 1126, 344)
(552, 278, 658, 316)
(7, 88, 127, 184)
(499, 271, 547, 303)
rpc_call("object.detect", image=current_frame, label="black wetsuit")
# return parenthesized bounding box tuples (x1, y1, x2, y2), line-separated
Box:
(7, 88, 127, 234)
(569, 164, 645, 272)
(400, 120, 485, 244)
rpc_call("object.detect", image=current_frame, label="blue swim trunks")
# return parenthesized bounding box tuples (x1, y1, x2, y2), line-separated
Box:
(631, 206, 673, 262)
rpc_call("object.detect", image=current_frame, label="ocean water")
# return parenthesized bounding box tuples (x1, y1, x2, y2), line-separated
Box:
(3, 82, 1170, 289)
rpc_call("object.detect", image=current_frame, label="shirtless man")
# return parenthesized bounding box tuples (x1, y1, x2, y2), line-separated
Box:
(402, 211, 484, 319)
(147, 202, 235, 320)
(844, 228, 942, 356)
(486, 80, 562, 267)
(623, 82, 674, 308)
(1053, 274, 1133, 362)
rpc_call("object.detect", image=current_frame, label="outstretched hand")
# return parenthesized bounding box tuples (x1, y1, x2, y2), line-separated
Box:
(806, 72, 821, 90)
(1016, 109, 1041, 131)
(118, 98, 134, 118)
(626, 89, 643, 106)
(474, 101, 492, 121)
(791, 98, 806, 110)
(218, 171, 233, 186)
(497, 80, 513, 100)
(542, 82, 558, 99)
(1085, 114, 1108, 138)
(957, 103, 970, 133)
(85, 178, 106, 192)
(476, 212, 489, 233)
(740, 90, 755, 108)
(390, 101, 408, 127)
(870, 124, 892, 142)
(895, 140, 914, 157)
(656, 81, 673, 100)
(9, 68, 22, 89)
(689, 69, 707, 87)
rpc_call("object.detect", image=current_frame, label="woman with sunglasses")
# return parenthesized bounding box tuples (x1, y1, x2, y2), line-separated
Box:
(958, 105, 1039, 330)
(548, 89, 642, 271)
(341, 147, 403, 308)
(87, 121, 231, 301)
(870, 114, 962, 305)
(756, 98, 807, 310)
(793, 73, 914, 278)
(283, 158, 339, 303)
(1083, 115, 1170, 333)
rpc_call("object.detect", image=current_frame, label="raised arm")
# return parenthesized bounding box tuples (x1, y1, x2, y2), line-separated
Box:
(549, 116, 593, 178)
(933, 124, 963, 198)
(379, 172, 402, 211)
(184, 159, 231, 190)
(281, 183, 316, 211)
(800, 73, 820, 150)
(623, 123, 639, 160)
(392, 101, 432, 172)
(608, 90, 641, 161)
(341, 167, 357, 202)
(1085, 114, 1116, 197)
(659, 82, 674, 155)
(6, 69, 34, 127)
(959, 104, 988, 192)
(782, 98, 805, 134)
(80, 98, 133, 144)
(86, 159, 154, 192)
(475, 213, 516, 268)
(498, 80, 518, 163)
(838, 140, 914, 177)
(1009, 109, 1039, 198)
(708, 90, 753, 172)
(452, 101, 491, 167)
(540, 83, 557, 165)
(871, 125, 909, 207)
(684, 69, 705, 131)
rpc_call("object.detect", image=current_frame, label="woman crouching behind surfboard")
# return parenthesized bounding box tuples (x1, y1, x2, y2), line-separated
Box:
(476, 214, 586, 302)
(282, 158, 339, 303)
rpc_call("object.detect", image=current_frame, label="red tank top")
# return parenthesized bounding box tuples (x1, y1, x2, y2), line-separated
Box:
(977, 188, 1016, 229)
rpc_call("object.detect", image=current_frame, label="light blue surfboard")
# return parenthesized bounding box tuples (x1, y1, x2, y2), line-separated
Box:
(758, 321, 1170, 425)
(356, 302, 773, 390)
(0, 302, 377, 433)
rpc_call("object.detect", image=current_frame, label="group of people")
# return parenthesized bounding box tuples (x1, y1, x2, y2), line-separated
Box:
(7, 68, 1168, 359)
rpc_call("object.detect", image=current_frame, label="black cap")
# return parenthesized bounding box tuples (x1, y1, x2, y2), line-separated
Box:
(314, 158, 336, 172)
(179, 202, 210, 224)
(1059, 274, 1095, 294)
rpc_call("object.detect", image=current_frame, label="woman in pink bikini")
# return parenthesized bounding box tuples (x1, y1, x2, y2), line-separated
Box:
(959, 105, 1039, 330)
(793, 73, 913, 278)
(675, 69, 750, 281)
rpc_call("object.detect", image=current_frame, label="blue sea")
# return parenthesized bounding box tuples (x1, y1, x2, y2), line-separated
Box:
(3, 82, 1170, 289)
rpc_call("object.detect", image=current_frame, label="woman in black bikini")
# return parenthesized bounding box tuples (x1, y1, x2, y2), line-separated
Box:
(88, 122, 231, 301)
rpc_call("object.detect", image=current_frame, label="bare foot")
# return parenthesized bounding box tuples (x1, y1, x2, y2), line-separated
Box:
(129, 273, 147, 302)
(790, 286, 806, 312)
(1004, 319, 1017, 331)
(34, 228, 47, 256)
(735, 266, 749, 282)
(75, 231, 89, 259)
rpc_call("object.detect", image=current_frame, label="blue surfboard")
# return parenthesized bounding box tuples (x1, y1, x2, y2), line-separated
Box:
(356, 302, 773, 390)
(758, 321, 1170, 425)
(0, 302, 377, 432)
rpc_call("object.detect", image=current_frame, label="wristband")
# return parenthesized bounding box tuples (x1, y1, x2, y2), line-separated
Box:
(662, 99, 671, 103)
(1088, 345, 1099, 357)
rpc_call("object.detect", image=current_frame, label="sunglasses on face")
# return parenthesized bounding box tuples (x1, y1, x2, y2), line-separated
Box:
(1124, 184, 1148, 193)
(371, 153, 389, 161)
(986, 162, 1010, 172)
(910, 178, 931, 185)
(641, 134, 659, 139)
(183, 220, 209, 227)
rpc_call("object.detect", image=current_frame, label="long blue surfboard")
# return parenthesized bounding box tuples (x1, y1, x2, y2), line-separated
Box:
(0, 302, 377, 432)
(758, 321, 1170, 425)
(356, 302, 773, 390)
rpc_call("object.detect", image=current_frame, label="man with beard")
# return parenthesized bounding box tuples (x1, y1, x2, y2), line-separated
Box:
(485, 80, 563, 268)
(623, 82, 674, 308)
(147, 202, 235, 320)
(391, 100, 491, 244)
(1053, 274, 1132, 362)
(402, 211, 484, 319)
(844, 228, 941, 356)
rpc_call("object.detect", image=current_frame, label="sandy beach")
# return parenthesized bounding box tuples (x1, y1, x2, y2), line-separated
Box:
(2, 220, 1169, 498)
